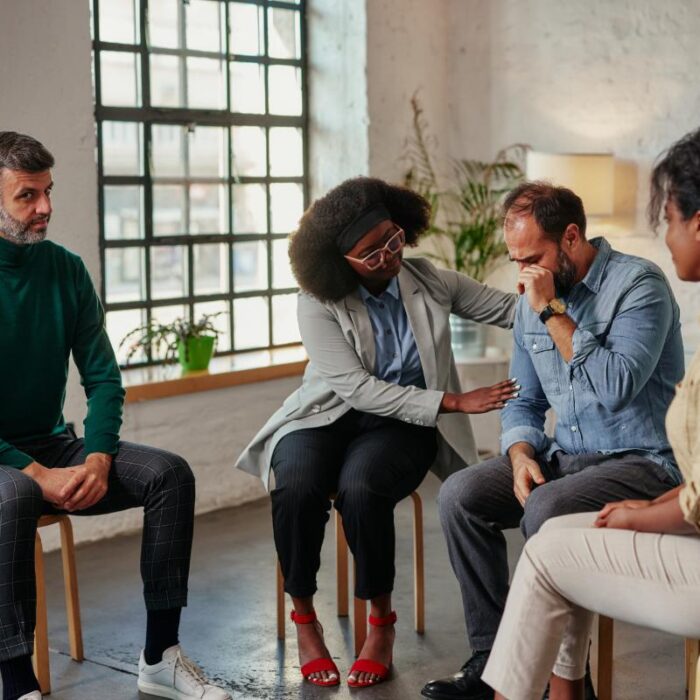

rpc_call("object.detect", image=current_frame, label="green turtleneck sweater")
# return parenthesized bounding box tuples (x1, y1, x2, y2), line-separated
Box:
(0, 236, 124, 468)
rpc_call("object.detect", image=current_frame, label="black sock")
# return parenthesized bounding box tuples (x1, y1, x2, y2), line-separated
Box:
(0, 654, 40, 700)
(144, 608, 182, 665)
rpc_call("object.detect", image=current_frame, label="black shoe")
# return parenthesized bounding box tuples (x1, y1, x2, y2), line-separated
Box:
(542, 662, 597, 700)
(421, 650, 493, 700)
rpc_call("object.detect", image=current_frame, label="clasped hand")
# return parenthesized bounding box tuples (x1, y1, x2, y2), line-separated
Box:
(26, 453, 112, 511)
(594, 499, 651, 529)
(517, 264, 556, 312)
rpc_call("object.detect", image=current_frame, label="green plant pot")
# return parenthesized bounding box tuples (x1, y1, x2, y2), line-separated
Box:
(177, 335, 215, 371)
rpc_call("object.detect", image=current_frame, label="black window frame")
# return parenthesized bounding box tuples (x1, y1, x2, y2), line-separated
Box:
(92, 0, 308, 368)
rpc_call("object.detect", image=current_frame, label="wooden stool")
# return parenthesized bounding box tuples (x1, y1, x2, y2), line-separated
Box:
(33, 515, 84, 695)
(277, 492, 425, 656)
(596, 615, 700, 700)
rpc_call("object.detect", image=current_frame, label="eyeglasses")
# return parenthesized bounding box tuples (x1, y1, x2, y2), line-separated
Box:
(344, 227, 405, 271)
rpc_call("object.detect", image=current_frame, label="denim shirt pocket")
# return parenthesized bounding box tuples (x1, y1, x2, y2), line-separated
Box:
(524, 332, 561, 394)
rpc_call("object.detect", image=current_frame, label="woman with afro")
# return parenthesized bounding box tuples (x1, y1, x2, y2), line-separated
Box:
(236, 176, 518, 688)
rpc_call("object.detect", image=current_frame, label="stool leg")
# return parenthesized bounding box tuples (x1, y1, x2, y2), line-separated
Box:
(597, 615, 614, 700)
(352, 560, 366, 657)
(276, 560, 285, 640)
(686, 638, 700, 697)
(32, 533, 51, 695)
(58, 517, 83, 662)
(411, 492, 425, 634)
(336, 509, 349, 617)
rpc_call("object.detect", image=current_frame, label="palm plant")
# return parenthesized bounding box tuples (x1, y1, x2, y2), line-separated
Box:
(404, 95, 527, 282)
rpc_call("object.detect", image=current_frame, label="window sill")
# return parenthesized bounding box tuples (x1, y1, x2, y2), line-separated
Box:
(122, 346, 307, 403)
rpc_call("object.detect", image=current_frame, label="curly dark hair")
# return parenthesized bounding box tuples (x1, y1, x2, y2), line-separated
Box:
(289, 176, 431, 302)
(648, 127, 700, 231)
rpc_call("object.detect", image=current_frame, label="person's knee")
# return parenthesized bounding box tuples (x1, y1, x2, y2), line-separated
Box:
(336, 480, 380, 516)
(0, 470, 43, 520)
(521, 486, 567, 537)
(145, 450, 195, 496)
(437, 468, 485, 525)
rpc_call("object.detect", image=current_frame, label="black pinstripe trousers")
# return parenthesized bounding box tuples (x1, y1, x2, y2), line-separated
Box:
(270, 409, 438, 600)
(0, 429, 195, 661)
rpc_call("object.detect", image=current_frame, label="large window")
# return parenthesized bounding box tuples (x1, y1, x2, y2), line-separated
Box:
(91, 0, 307, 366)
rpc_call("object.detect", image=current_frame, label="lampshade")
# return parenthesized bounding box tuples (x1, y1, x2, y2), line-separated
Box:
(526, 152, 614, 216)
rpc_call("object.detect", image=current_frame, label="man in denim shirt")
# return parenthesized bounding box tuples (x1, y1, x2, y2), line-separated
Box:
(422, 182, 684, 700)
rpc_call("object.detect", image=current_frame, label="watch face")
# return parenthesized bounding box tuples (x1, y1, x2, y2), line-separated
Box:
(550, 298, 567, 314)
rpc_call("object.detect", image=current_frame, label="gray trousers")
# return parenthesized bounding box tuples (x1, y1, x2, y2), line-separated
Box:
(0, 430, 195, 661)
(438, 451, 676, 651)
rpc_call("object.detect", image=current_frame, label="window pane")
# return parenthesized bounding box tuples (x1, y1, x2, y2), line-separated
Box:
(187, 58, 226, 110)
(194, 244, 229, 296)
(99, 0, 139, 44)
(229, 3, 264, 56)
(232, 184, 267, 234)
(194, 300, 230, 352)
(267, 8, 300, 59)
(153, 185, 186, 235)
(270, 183, 303, 234)
(268, 65, 302, 116)
(229, 62, 265, 114)
(233, 241, 268, 292)
(148, 0, 180, 49)
(272, 294, 300, 344)
(189, 126, 227, 177)
(151, 245, 188, 300)
(104, 186, 144, 240)
(186, 0, 225, 53)
(108, 308, 147, 364)
(231, 126, 266, 177)
(269, 127, 303, 176)
(151, 124, 185, 177)
(150, 54, 183, 107)
(102, 121, 142, 176)
(100, 51, 141, 106)
(105, 247, 146, 303)
(272, 239, 295, 289)
(234, 297, 269, 349)
(190, 184, 228, 234)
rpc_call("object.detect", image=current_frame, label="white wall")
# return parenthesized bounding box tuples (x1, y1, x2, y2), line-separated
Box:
(3, 0, 700, 549)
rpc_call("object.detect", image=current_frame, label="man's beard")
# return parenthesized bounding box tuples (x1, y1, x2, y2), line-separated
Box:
(0, 205, 49, 245)
(553, 246, 577, 297)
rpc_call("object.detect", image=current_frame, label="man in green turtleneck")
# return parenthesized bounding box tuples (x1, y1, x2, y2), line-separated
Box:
(0, 132, 229, 700)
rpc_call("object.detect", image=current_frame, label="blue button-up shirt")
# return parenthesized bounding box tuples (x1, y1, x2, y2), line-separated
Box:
(501, 237, 684, 482)
(359, 277, 426, 389)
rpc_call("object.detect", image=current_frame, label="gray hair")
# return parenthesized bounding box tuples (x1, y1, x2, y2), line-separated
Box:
(0, 131, 55, 174)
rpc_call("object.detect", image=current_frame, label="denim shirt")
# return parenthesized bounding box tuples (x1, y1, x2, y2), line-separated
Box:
(501, 237, 684, 483)
(359, 277, 427, 389)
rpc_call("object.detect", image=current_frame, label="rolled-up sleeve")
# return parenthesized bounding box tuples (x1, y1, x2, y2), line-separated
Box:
(568, 274, 676, 411)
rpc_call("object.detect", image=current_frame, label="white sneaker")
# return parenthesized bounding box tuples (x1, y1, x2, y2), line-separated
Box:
(19, 693, 42, 700)
(137, 645, 231, 699)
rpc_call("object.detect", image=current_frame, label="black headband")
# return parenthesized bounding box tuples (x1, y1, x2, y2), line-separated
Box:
(337, 204, 391, 254)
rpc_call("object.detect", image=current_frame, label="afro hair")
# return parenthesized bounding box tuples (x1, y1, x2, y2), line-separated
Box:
(289, 176, 431, 302)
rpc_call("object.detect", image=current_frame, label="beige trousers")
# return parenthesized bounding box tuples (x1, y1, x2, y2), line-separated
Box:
(482, 512, 700, 700)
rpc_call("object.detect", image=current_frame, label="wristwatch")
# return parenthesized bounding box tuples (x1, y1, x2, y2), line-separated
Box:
(538, 298, 567, 324)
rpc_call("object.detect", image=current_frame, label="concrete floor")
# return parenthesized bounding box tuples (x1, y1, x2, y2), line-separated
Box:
(10, 474, 688, 699)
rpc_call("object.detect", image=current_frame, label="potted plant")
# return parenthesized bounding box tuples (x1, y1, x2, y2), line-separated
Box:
(403, 95, 527, 357)
(119, 312, 224, 371)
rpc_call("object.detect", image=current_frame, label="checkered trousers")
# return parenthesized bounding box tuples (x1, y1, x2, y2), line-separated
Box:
(0, 432, 195, 661)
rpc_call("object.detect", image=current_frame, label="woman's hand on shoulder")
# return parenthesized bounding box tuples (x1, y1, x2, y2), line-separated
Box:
(440, 379, 519, 415)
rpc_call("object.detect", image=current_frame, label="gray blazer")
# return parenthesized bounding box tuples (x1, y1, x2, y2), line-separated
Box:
(235, 258, 517, 489)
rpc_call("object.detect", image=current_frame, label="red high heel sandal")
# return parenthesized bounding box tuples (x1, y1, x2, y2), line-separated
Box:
(290, 610, 340, 687)
(347, 610, 397, 688)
